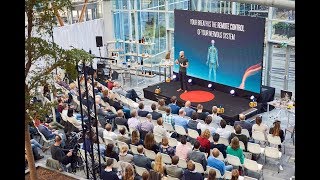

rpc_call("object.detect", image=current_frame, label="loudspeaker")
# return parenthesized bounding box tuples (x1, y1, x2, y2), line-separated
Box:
(96, 36, 103, 47)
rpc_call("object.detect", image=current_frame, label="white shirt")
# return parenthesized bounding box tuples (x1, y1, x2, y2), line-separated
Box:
(209, 114, 223, 126)
(128, 117, 141, 129)
(153, 125, 170, 138)
(252, 123, 268, 134)
(197, 123, 216, 134)
(103, 130, 117, 141)
(215, 127, 231, 139)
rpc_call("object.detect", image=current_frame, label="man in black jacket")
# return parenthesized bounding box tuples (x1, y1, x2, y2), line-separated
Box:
(51, 135, 77, 171)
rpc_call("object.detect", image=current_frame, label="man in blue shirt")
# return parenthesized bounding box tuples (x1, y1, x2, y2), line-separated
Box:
(174, 109, 189, 131)
(181, 101, 195, 118)
(168, 96, 180, 114)
(207, 148, 233, 176)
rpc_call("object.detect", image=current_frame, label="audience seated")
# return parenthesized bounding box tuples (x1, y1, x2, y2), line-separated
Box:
(181, 101, 196, 117)
(234, 114, 253, 135)
(209, 106, 223, 127)
(159, 137, 175, 157)
(133, 145, 152, 170)
(197, 116, 215, 135)
(231, 169, 240, 180)
(187, 141, 207, 170)
(117, 127, 131, 144)
(229, 125, 248, 151)
(269, 120, 284, 150)
(175, 135, 192, 160)
(151, 153, 166, 177)
(150, 103, 162, 120)
(103, 123, 118, 141)
(112, 81, 142, 102)
(168, 96, 180, 114)
(210, 133, 227, 158)
(119, 144, 133, 163)
(196, 104, 209, 120)
(157, 99, 167, 112)
(197, 129, 211, 154)
(252, 116, 268, 138)
(123, 164, 136, 180)
(114, 110, 128, 130)
(144, 132, 160, 154)
(174, 109, 189, 131)
(138, 102, 149, 117)
(188, 112, 200, 131)
(105, 143, 119, 161)
(165, 155, 184, 178)
(91, 118, 104, 139)
(182, 160, 203, 180)
(130, 130, 143, 146)
(101, 158, 119, 180)
(66, 108, 82, 131)
(128, 110, 141, 130)
(162, 107, 175, 127)
(153, 117, 171, 138)
(206, 169, 217, 180)
(227, 137, 244, 164)
(140, 114, 154, 135)
(141, 171, 150, 180)
(207, 148, 233, 176)
(215, 119, 231, 139)
(109, 93, 124, 111)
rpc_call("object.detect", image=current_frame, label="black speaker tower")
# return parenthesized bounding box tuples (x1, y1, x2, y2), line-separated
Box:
(96, 36, 103, 47)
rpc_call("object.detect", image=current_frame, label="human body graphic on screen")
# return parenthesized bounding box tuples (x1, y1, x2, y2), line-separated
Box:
(206, 40, 219, 82)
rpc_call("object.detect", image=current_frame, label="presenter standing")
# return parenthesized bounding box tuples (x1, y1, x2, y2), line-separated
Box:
(175, 51, 189, 93)
(206, 40, 219, 82)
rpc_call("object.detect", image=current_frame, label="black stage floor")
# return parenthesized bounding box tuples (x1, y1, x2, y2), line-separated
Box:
(143, 81, 260, 124)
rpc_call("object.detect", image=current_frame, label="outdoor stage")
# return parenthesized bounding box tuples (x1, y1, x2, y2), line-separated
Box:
(143, 81, 262, 125)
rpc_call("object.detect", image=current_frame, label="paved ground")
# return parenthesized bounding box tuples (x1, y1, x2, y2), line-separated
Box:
(31, 72, 295, 180)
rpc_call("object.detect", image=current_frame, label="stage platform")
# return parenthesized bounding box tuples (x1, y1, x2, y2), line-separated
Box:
(143, 81, 261, 125)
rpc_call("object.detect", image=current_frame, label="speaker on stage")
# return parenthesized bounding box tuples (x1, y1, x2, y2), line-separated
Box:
(96, 36, 103, 47)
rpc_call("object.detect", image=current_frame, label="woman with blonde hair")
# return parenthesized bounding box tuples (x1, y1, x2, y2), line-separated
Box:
(151, 153, 165, 175)
(226, 136, 244, 164)
(231, 169, 239, 180)
(144, 132, 160, 153)
(130, 130, 143, 146)
(119, 144, 133, 163)
(196, 129, 211, 154)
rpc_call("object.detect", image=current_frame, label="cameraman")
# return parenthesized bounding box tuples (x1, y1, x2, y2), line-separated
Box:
(51, 134, 77, 171)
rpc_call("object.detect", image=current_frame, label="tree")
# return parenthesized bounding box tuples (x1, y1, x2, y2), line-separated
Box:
(25, 0, 93, 179)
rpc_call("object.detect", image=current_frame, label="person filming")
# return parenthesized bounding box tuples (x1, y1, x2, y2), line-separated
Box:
(175, 51, 189, 93)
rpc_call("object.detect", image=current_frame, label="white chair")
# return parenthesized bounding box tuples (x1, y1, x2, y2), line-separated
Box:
(130, 144, 139, 154)
(264, 146, 282, 173)
(209, 136, 214, 142)
(163, 123, 175, 132)
(243, 158, 263, 179)
(177, 158, 187, 169)
(198, 119, 205, 124)
(241, 129, 251, 138)
(104, 137, 115, 145)
(110, 106, 117, 115)
(209, 149, 225, 161)
(206, 166, 223, 178)
(267, 134, 284, 153)
(218, 137, 230, 146)
(152, 120, 158, 127)
(243, 176, 258, 180)
(224, 170, 232, 179)
(144, 149, 156, 160)
(127, 99, 139, 109)
(239, 141, 246, 150)
(225, 125, 235, 133)
(117, 141, 128, 149)
(161, 153, 172, 164)
(188, 128, 200, 139)
(174, 125, 187, 136)
(36, 127, 55, 146)
(168, 137, 178, 147)
(194, 161, 204, 173)
(252, 131, 267, 144)
(226, 154, 243, 168)
(166, 176, 180, 180)
(134, 165, 147, 176)
(119, 95, 129, 105)
(247, 142, 265, 157)
(154, 134, 162, 144)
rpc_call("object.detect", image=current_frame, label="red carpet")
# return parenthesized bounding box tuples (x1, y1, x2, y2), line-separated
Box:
(180, 90, 215, 103)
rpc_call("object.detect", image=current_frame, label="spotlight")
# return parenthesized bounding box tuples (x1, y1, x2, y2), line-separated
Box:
(188, 78, 192, 83)
(230, 89, 235, 96)
(172, 74, 177, 79)
(208, 83, 212, 88)
(250, 95, 255, 100)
